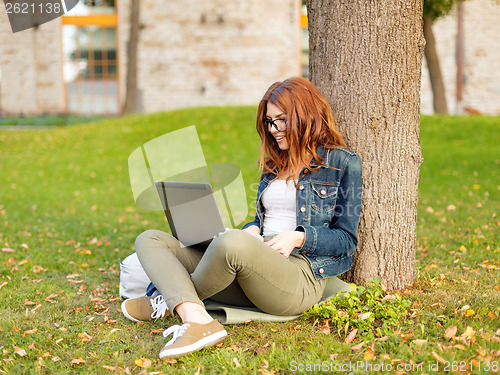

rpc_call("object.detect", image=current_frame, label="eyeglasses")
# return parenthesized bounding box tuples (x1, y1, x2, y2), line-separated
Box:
(263, 117, 287, 132)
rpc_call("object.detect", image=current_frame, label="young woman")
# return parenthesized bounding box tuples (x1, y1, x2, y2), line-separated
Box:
(121, 77, 362, 359)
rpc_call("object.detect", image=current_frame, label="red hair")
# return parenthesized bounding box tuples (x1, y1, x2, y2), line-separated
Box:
(256, 77, 346, 180)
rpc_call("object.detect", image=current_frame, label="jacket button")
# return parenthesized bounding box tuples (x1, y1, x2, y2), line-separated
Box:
(300, 250, 306, 254)
(319, 268, 324, 274)
(300, 206, 306, 213)
(299, 185, 305, 190)
(321, 189, 326, 195)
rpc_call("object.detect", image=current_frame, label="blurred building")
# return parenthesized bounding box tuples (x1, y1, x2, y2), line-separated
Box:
(420, 0, 500, 115)
(299, 0, 500, 115)
(1, 0, 499, 116)
(0, 0, 300, 116)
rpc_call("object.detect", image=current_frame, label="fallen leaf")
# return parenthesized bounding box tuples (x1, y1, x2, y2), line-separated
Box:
(70, 357, 85, 365)
(352, 341, 365, 351)
(338, 310, 349, 318)
(13, 346, 27, 357)
(345, 328, 358, 344)
(109, 328, 121, 335)
(52, 356, 61, 362)
(488, 311, 498, 319)
(476, 348, 487, 357)
(163, 358, 177, 364)
(432, 351, 446, 364)
(445, 325, 458, 339)
(413, 339, 428, 348)
(232, 357, 241, 368)
(319, 319, 330, 335)
(364, 345, 375, 360)
(78, 332, 92, 342)
(134, 358, 152, 368)
(226, 345, 239, 352)
(23, 328, 38, 336)
(1, 248, 15, 253)
(0, 282, 8, 289)
(465, 309, 475, 317)
(358, 312, 372, 321)
(257, 369, 275, 375)
(102, 365, 117, 371)
(460, 326, 476, 344)
(45, 294, 59, 303)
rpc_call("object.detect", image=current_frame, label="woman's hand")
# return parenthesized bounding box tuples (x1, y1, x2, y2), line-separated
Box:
(242, 226, 263, 241)
(265, 231, 305, 258)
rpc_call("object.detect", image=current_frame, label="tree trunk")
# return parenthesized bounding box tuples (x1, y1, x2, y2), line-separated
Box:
(123, 0, 140, 114)
(423, 15, 448, 114)
(307, 0, 425, 289)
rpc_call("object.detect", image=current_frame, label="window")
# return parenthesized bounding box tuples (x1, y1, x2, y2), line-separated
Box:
(300, 2, 309, 79)
(62, 0, 119, 115)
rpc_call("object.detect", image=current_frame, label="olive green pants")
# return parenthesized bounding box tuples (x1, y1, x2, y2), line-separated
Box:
(135, 229, 327, 316)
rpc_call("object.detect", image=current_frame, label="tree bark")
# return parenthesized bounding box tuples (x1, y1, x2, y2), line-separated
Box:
(123, 0, 140, 114)
(423, 15, 448, 114)
(307, 0, 425, 289)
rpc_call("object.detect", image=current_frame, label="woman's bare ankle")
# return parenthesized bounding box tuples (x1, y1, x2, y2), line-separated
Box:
(175, 302, 213, 324)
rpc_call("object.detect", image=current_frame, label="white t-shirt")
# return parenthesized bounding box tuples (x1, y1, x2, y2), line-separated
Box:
(261, 179, 297, 237)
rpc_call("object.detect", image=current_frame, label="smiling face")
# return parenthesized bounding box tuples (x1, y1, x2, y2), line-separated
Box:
(265, 102, 289, 150)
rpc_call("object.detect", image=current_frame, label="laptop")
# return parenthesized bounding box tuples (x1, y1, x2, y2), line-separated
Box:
(155, 181, 227, 247)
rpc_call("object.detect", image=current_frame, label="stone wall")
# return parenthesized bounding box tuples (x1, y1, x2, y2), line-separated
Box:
(421, 0, 500, 115)
(0, 7, 63, 116)
(119, 0, 300, 113)
(0, 0, 299, 116)
(2, 0, 498, 116)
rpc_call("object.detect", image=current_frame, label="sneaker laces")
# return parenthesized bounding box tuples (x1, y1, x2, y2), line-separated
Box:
(162, 323, 190, 346)
(150, 295, 168, 320)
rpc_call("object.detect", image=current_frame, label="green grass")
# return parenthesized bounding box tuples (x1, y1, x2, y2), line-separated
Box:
(0, 114, 108, 127)
(0, 110, 498, 374)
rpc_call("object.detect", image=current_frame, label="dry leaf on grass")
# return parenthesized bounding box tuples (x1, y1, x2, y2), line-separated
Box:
(232, 357, 241, 368)
(352, 341, 365, 351)
(78, 332, 92, 342)
(13, 346, 27, 357)
(445, 325, 458, 339)
(432, 351, 446, 364)
(70, 357, 85, 365)
(364, 345, 375, 360)
(319, 319, 330, 335)
(345, 328, 358, 344)
(412, 339, 428, 348)
(163, 358, 177, 364)
(358, 312, 372, 321)
(134, 358, 152, 368)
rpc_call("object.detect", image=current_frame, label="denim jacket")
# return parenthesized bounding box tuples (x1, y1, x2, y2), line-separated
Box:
(242, 146, 362, 279)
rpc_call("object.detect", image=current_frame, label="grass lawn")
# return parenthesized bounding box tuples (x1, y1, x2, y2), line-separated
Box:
(0, 109, 498, 374)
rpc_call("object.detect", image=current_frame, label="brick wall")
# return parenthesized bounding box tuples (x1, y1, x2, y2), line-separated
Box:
(421, 0, 500, 115)
(2, 0, 497, 117)
(118, 0, 300, 113)
(0, 7, 63, 116)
